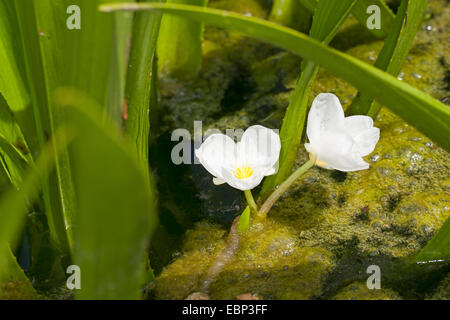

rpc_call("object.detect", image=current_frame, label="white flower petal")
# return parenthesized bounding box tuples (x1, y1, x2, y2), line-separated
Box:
(195, 125, 281, 190)
(305, 93, 380, 172)
(354, 127, 380, 156)
(221, 167, 265, 191)
(212, 177, 226, 185)
(344, 115, 374, 136)
(312, 131, 368, 171)
(307, 93, 345, 145)
(238, 125, 281, 171)
(263, 161, 279, 176)
(330, 153, 370, 172)
(195, 134, 236, 180)
(344, 115, 379, 156)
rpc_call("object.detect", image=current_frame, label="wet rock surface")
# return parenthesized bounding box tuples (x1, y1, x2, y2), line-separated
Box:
(428, 273, 450, 299)
(151, 0, 450, 299)
(332, 281, 402, 300)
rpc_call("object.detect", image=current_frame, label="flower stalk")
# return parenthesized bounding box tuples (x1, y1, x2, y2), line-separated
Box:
(258, 156, 316, 219)
(244, 190, 258, 213)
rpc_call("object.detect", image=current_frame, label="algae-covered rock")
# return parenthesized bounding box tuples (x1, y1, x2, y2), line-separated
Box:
(333, 282, 402, 300)
(153, 0, 450, 299)
(152, 222, 227, 299)
(0, 281, 37, 300)
(428, 273, 450, 300)
(153, 219, 335, 299)
(0, 246, 38, 299)
(273, 108, 449, 259)
(210, 220, 335, 299)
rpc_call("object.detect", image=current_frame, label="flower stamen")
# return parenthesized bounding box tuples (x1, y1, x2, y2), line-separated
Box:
(234, 166, 254, 179)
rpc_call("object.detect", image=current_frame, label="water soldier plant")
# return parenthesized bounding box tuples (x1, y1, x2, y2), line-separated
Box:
(196, 93, 379, 219)
(0, 0, 448, 299)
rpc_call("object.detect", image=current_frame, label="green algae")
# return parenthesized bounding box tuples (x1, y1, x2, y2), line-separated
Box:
(428, 273, 450, 300)
(151, 221, 227, 299)
(0, 280, 37, 300)
(332, 281, 402, 300)
(152, 0, 450, 300)
(210, 220, 334, 300)
(273, 108, 449, 260)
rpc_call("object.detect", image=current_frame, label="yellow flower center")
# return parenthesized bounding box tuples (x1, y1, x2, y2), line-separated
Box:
(234, 166, 254, 179)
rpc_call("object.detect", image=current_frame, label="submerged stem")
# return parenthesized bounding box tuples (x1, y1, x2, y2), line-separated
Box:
(258, 157, 315, 219)
(244, 189, 258, 213)
(198, 216, 240, 293)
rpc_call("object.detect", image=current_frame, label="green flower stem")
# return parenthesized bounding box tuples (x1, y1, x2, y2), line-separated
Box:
(258, 157, 315, 219)
(244, 189, 258, 213)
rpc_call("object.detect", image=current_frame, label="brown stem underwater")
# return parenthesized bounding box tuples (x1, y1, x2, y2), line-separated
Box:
(198, 215, 241, 293)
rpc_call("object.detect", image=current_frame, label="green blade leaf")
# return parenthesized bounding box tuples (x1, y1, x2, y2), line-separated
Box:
(54, 88, 158, 300)
(0, 94, 32, 189)
(351, 0, 395, 38)
(0, 0, 29, 114)
(157, 0, 207, 78)
(297, 0, 317, 14)
(262, 0, 357, 196)
(100, 2, 450, 152)
(0, 127, 68, 298)
(123, 0, 161, 253)
(297, 0, 395, 38)
(0, 245, 37, 299)
(0, 128, 68, 273)
(14, 0, 71, 251)
(269, 0, 312, 32)
(62, 0, 132, 108)
(0, 0, 38, 155)
(106, 8, 135, 124)
(125, 0, 163, 164)
(14, 0, 134, 251)
(237, 206, 251, 234)
(416, 217, 450, 262)
(347, 0, 428, 117)
(0, 136, 28, 189)
(309, 0, 356, 42)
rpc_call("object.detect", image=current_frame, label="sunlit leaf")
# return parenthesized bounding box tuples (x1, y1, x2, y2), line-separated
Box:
(54, 88, 158, 299)
(125, 0, 163, 165)
(0, 0, 29, 114)
(347, 0, 428, 117)
(298, 0, 395, 38)
(14, 0, 135, 251)
(262, 0, 357, 196)
(416, 217, 450, 262)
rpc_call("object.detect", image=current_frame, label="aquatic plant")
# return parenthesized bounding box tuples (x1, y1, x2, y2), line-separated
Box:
(195, 125, 280, 212)
(304, 93, 379, 172)
(259, 92, 379, 218)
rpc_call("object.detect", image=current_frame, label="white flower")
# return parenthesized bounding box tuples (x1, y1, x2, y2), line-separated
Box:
(195, 125, 281, 191)
(305, 93, 380, 172)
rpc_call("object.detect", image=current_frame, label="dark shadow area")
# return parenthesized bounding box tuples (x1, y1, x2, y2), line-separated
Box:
(148, 133, 244, 274)
(319, 251, 450, 299)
